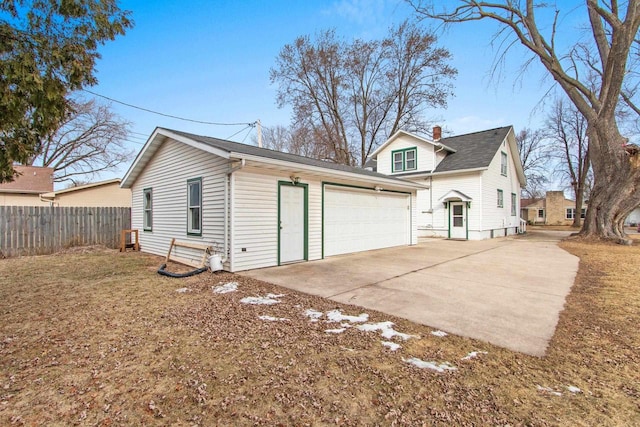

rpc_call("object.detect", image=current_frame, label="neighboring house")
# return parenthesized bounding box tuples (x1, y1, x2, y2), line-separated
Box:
(367, 126, 526, 240)
(0, 165, 53, 206)
(40, 179, 131, 207)
(121, 128, 424, 272)
(521, 191, 587, 226)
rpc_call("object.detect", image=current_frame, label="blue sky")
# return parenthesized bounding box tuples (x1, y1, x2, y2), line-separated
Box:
(90, 0, 580, 183)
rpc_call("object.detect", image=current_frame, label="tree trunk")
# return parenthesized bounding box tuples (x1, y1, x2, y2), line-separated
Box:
(572, 185, 584, 228)
(580, 123, 640, 243)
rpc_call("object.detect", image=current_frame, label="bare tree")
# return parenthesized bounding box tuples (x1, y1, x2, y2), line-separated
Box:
(26, 98, 132, 185)
(254, 124, 326, 159)
(546, 98, 591, 227)
(270, 20, 456, 166)
(516, 128, 549, 198)
(411, 1, 640, 242)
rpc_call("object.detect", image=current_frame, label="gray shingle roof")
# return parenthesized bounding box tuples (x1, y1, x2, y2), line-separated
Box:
(434, 126, 512, 173)
(164, 128, 410, 183)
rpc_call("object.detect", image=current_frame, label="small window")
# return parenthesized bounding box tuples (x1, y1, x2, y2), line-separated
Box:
(537, 209, 545, 219)
(187, 178, 202, 235)
(580, 208, 586, 219)
(143, 188, 152, 231)
(566, 208, 575, 220)
(497, 189, 504, 208)
(391, 148, 417, 172)
(511, 193, 517, 216)
(405, 149, 416, 170)
(501, 152, 508, 176)
(393, 151, 404, 172)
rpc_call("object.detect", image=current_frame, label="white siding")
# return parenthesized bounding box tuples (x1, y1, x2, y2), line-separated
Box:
(231, 167, 417, 271)
(481, 139, 522, 233)
(131, 139, 229, 264)
(409, 173, 482, 238)
(231, 168, 324, 272)
(377, 134, 437, 175)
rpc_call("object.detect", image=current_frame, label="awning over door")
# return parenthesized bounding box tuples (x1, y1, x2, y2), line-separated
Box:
(438, 189, 473, 203)
(323, 185, 411, 257)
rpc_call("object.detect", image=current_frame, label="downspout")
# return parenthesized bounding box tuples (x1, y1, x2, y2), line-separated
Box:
(429, 145, 446, 224)
(224, 159, 245, 268)
(39, 194, 56, 206)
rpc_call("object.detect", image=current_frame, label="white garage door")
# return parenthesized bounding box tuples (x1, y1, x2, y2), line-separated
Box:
(324, 186, 411, 257)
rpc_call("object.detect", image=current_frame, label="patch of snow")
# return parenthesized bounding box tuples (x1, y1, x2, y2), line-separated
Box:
(403, 357, 457, 372)
(175, 287, 191, 293)
(357, 321, 414, 340)
(536, 385, 562, 396)
(431, 330, 448, 337)
(382, 341, 401, 351)
(567, 385, 581, 393)
(325, 309, 369, 323)
(325, 328, 346, 334)
(461, 351, 488, 361)
(265, 293, 285, 298)
(240, 295, 282, 305)
(258, 315, 289, 322)
(304, 309, 323, 322)
(212, 282, 238, 294)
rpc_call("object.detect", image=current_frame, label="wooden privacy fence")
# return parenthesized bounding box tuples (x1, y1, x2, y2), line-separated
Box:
(0, 206, 131, 257)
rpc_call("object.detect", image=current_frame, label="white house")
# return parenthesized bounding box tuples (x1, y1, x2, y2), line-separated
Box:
(121, 128, 424, 272)
(367, 126, 526, 240)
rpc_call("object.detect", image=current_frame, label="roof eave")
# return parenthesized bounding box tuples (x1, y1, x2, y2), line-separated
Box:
(429, 167, 488, 176)
(229, 152, 427, 190)
(121, 128, 232, 188)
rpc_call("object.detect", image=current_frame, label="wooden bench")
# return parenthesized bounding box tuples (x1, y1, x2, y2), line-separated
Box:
(165, 238, 211, 268)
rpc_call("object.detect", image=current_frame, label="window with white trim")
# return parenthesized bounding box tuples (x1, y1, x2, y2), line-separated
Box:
(511, 193, 517, 216)
(187, 178, 202, 235)
(391, 148, 417, 172)
(501, 152, 508, 176)
(143, 188, 152, 231)
(497, 189, 504, 208)
(537, 208, 545, 219)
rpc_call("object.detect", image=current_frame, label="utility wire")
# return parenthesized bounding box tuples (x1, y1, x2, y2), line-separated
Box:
(82, 89, 255, 127)
(226, 124, 254, 140)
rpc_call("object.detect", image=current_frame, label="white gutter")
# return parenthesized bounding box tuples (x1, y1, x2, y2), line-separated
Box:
(229, 153, 427, 190)
(224, 159, 245, 269)
(426, 167, 488, 177)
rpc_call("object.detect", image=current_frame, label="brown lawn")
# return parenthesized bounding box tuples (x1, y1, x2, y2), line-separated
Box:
(0, 239, 638, 426)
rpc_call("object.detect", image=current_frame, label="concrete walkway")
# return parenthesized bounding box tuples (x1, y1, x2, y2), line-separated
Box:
(241, 230, 579, 356)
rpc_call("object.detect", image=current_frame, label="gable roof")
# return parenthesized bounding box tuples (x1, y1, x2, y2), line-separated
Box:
(368, 129, 456, 159)
(434, 126, 512, 173)
(40, 179, 122, 198)
(122, 128, 425, 189)
(0, 165, 54, 194)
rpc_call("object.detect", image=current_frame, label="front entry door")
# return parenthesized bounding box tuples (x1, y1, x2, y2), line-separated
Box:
(279, 184, 306, 264)
(449, 202, 467, 239)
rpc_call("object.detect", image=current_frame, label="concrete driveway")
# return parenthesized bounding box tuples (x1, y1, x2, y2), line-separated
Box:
(241, 230, 579, 356)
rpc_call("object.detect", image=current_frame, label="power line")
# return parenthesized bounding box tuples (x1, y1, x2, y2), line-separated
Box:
(226, 124, 253, 140)
(82, 89, 255, 127)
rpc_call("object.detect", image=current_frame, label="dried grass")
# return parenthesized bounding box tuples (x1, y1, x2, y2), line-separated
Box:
(0, 242, 638, 425)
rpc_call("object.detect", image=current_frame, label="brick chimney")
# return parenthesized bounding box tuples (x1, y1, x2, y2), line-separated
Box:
(433, 125, 442, 141)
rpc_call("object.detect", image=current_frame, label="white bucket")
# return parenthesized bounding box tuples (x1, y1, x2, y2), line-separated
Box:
(208, 254, 223, 272)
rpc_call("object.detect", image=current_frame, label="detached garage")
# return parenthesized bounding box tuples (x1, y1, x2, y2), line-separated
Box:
(121, 128, 423, 272)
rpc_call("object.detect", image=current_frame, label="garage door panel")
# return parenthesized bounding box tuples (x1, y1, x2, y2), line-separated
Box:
(324, 187, 410, 257)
